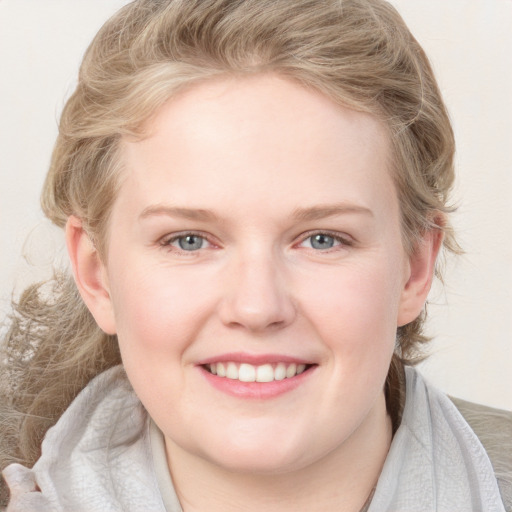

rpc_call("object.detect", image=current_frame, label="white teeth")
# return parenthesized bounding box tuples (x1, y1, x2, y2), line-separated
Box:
(239, 363, 256, 382)
(206, 361, 309, 382)
(274, 363, 287, 381)
(256, 364, 274, 383)
(226, 362, 239, 380)
(286, 363, 297, 378)
(217, 362, 226, 377)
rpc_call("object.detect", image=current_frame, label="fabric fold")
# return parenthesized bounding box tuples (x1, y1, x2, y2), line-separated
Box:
(368, 367, 505, 511)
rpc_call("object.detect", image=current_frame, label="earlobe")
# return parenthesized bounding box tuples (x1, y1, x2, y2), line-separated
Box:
(397, 227, 444, 327)
(65, 216, 117, 334)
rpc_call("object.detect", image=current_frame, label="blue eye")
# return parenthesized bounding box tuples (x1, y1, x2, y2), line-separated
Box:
(171, 234, 208, 251)
(310, 234, 336, 250)
(300, 233, 346, 251)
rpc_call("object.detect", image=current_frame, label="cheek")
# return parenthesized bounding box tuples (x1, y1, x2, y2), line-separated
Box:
(105, 258, 219, 417)
(299, 260, 403, 348)
(107, 257, 216, 357)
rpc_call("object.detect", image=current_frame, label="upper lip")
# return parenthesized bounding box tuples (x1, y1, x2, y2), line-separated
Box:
(196, 352, 315, 366)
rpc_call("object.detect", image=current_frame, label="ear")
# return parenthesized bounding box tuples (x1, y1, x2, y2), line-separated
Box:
(397, 226, 444, 327)
(66, 216, 117, 334)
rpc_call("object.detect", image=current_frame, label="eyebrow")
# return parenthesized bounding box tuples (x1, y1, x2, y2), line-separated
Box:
(139, 202, 373, 223)
(291, 203, 374, 221)
(139, 205, 219, 222)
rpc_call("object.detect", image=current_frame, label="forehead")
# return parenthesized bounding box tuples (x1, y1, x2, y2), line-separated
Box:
(116, 74, 396, 223)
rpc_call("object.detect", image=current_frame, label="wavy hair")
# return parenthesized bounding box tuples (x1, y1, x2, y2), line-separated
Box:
(1, 0, 457, 503)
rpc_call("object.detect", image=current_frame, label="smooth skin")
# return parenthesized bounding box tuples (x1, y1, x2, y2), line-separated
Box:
(67, 74, 442, 511)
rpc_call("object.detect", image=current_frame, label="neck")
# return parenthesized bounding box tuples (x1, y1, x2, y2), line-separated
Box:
(165, 393, 392, 512)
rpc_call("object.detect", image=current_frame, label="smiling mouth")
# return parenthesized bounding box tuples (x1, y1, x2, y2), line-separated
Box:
(203, 362, 314, 383)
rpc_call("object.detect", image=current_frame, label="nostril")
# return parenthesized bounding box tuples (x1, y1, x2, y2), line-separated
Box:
(216, 261, 297, 331)
(219, 299, 296, 332)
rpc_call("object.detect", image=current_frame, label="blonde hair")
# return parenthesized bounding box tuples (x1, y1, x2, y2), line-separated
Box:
(1, 0, 457, 501)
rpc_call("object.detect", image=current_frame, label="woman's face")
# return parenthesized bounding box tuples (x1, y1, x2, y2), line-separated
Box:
(99, 75, 416, 474)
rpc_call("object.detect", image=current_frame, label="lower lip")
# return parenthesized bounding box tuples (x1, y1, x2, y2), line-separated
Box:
(199, 365, 316, 399)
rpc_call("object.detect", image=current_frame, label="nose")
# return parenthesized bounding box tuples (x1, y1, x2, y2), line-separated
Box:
(217, 251, 296, 333)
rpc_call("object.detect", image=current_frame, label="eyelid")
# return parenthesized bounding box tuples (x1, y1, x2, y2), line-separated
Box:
(159, 231, 218, 253)
(296, 230, 354, 250)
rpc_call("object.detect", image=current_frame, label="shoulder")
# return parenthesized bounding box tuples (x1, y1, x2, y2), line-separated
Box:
(2, 464, 53, 512)
(450, 396, 512, 512)
(3, 366, 165, 511)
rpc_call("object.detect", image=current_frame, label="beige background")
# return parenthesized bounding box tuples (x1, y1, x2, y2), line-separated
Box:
(1, 0, 511, 409)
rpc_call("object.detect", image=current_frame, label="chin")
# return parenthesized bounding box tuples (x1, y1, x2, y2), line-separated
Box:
(206, 449, 308, 476)
(193, 429, 317, 476)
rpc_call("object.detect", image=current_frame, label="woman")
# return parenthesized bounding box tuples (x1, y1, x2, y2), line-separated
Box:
(1, 0, 509, 510)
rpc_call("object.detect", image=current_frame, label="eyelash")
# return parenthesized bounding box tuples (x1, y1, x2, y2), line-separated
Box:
(158, 230, 353, 255)
(159, 231, 216, 254)
(297, 230, 353, 252)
